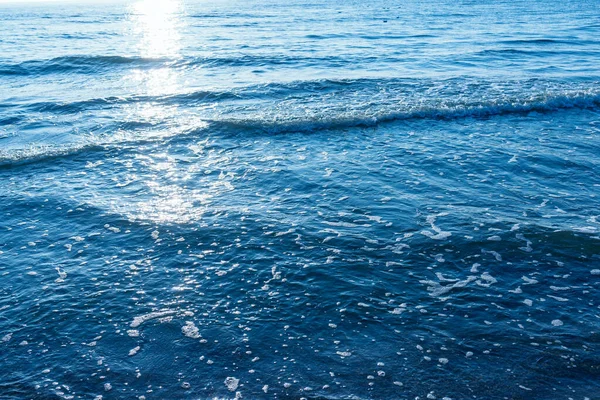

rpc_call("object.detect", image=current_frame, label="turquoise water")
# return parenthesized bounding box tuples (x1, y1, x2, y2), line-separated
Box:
(1, 0, 600, 399)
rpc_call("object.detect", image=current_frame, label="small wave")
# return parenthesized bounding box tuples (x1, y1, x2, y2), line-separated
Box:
(0, 143, 101, 169)
(0, 119, 210, 168)
(3, 78, 600, 166)
(0, 54, 353, 77)
(498, 38, 566, 45)
(15, 90, 241, 115)
(475, 48, 593, 58)
(206, 90, 600, 135)
(0, 55, 172, 76)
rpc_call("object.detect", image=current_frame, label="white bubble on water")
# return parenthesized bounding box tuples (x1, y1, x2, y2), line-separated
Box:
(130, 310, 178, 328)
(547, 295, 568, 302)
(224, 376, 239, 391)
(55, 267, 67, 282)
(551, 319, 564, 327)
(421, 214, 452, 240)
(182, 322, 201, 339)
(476, 272, 497, 287)
(522, 276, 538, 285)
(128, 346, 140, 356)
(420, 275, 476, 298)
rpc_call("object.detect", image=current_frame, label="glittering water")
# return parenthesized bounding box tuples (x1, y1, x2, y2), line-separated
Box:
(1, 0, 600, 399)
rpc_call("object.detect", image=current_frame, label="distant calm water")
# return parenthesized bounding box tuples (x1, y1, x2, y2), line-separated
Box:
(1, 0, 599, 398)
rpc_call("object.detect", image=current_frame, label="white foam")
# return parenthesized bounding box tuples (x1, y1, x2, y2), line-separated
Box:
(522, 276, 538, 285)
(476, 272, 497, 287)
(547, 295, 568, 302)
(182, 322, 201, 339)
(128, 346, 140, 356)
(573, 226, 597, 234)
(483, 250, 502, 261)
(130, 310, 178, 328)
(224, 377, 239, 391)
(55, 267, 67, 282)
(420, 276, 476, 297)
(421, 214, 452, 240)
(551, 319, 564, 327)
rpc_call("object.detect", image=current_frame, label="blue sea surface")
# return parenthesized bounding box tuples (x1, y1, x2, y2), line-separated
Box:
(1, 0, 600, 398)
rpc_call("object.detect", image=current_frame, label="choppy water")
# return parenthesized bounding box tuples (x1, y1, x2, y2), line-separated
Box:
(1, 0, 600, 399)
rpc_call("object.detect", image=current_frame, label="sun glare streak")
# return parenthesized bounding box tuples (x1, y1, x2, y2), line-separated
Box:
(123, 0, 185, 127)
(118, 0, 227, 224)
(130, 0, 184, 58)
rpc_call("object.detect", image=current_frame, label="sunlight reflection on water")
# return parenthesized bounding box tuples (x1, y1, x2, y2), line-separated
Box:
(129, 0, 184, 58)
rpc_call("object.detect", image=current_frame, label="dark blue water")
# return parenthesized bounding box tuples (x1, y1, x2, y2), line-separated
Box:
(1, 0, 600, 399)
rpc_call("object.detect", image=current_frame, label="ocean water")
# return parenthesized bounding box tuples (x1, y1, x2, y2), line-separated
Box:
(1, 0, 600, 398)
